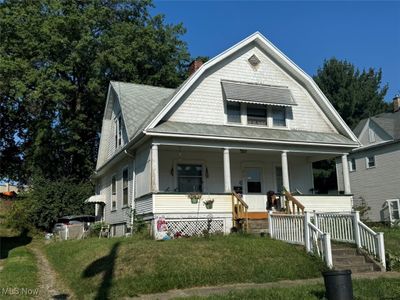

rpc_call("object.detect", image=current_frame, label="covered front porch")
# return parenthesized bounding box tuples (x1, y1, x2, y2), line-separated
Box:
(151, 142, 352, 205)
(135, 139, 354, 236)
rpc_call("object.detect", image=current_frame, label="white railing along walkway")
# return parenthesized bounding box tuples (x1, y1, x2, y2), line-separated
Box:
(270, 212, 333, 268)
(270, 211, 386, 269)
(315, 211, 386, 269)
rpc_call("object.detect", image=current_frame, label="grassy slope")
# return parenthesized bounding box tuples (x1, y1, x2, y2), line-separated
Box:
(45, 235, 325, 299)
(372, 225, 400, 271)
(181, 278, 400, 300)
(0, 202, 38, 299)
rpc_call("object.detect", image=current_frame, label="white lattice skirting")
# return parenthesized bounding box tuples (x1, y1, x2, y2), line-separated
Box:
(166, 219, 224, 236)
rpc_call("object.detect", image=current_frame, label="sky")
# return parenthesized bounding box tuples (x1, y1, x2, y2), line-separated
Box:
(152, 1, 399, 102)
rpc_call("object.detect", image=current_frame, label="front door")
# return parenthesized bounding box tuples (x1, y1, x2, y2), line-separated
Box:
(243, 167, 266, 211)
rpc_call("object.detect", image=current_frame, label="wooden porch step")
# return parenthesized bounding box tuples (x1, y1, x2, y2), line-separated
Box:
(247, 212, 268, 220)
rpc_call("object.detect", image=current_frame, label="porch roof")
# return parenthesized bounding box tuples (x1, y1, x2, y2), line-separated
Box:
(147, 121, 358, 146)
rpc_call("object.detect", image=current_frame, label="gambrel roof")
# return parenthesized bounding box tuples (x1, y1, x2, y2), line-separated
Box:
(97, 32, 361, 171)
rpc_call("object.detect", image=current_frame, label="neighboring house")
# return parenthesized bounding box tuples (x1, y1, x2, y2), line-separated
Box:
(89, 32, 360, 237)
(336, 96, 400, 222)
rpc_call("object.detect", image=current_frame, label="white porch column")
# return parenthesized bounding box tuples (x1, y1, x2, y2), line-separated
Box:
(341, 154, 351, 195)
(281, 151, 290, 191)
(151, 144, 159, 192)
(223, 148, 232, 193)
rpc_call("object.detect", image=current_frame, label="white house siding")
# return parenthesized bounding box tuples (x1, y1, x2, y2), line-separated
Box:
(98, 156, 134, 229)
(336, 142, 400, 221)
(164, 43, 336, 134)
(105, 93, 129, 161)
(295, 195, 352, 213)
(158, 147, 314, 212)
(135, 194, 153, 218)
(135, 143, 152, 198)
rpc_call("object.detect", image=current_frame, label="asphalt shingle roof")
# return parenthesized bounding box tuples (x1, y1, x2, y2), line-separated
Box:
(371, 111, 400, 140)
(148, 121, 358, 146)
(110, 81, 175, 139)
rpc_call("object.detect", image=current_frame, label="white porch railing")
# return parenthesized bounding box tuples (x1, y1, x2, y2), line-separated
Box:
(315, 211, 386, 269)
(269, 213, 304, 245)
(270, 211, 386, 269)
(270, 212, 333, 268)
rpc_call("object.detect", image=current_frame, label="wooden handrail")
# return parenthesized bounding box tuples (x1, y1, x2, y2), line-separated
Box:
(284, 190, 305, 214)
(231, 191, 249, 232)
(232, 191, 248, 208)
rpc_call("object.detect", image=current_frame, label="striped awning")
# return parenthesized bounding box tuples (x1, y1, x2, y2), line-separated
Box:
(85, 195, 106, 204)
(221, 80, 296, 106)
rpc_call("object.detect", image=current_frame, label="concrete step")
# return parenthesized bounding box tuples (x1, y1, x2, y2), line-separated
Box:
(334, 263, 375, 273)
(331, 248, 358, 256)
(331, 243, 382, 273)
(333, 256, 366, 264)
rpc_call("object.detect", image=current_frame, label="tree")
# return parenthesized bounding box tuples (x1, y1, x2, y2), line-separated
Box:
(313, 58, 388, 129)
(0, 0, 190, 183)
(312, 58, 389, 193)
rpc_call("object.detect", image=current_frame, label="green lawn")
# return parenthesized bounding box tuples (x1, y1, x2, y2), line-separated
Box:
(372, 225, 400, 271)
(0, 232, 38, 299)
(44, 235, 325, 299)
(179, 278, 400, 300)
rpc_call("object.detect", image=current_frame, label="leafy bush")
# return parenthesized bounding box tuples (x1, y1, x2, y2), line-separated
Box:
(5, 198, 35, 233)
(6, 177, 94, 232)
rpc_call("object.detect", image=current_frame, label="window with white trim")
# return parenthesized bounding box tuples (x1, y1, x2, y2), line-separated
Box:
(122, 168, 129, 207)
(349, 158, 356, 172)
(246, 168, 262, 193)
(227, 102, 241, 123)
(272, 106, 286, 127)
(111, 175, 117, 210)
(366, 156, 375, 168)
(177, 164, 203, 192)
(114, 114, 123, 149)
(247, 104, 267, 125)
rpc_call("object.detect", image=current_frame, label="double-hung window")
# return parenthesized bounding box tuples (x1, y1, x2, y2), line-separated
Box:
(111, 175, 117, 210)
(114, 114, 123, 149)
(227, 102, 241, 123)
(177, 164, 203, 192)
(349, 158, 356, 172)
(366, 156, 375, 168)
(247, 104, 267, 125)
(246, 168, 262, 193)
(122, 169, 129, 207)
(272, 106, 286, 127)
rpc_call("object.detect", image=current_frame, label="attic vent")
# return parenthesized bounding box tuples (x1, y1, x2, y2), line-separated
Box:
(248, 54, 261, 67)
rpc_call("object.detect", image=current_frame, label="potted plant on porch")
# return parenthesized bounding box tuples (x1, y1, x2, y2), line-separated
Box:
(203, 198, 214, 209)
(187, 192, 202, 204)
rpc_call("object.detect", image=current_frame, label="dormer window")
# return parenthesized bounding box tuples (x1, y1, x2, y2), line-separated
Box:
(227, 102, 241, 123)
(247, 104, 267, 125)
(221, 80, 296, 128)
(272, 106, 286, 127)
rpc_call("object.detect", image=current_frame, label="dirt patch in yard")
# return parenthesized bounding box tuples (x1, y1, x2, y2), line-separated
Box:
(29, 242, 75, 300)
